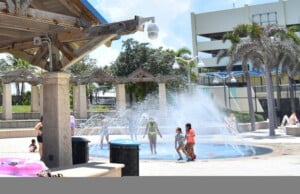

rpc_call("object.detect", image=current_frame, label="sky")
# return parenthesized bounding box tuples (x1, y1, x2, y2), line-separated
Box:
(88, 0, 278, 67)
(0, 0, 278, 67)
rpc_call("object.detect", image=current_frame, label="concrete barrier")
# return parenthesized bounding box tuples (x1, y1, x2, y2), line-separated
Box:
(0, 120, 38, 128)
(50, 162, 124, 177)
(238, 121, 269, 132)
(286, 125, 300, 136)
(255, 121, 269, 129)
(0, 128, 36, 138)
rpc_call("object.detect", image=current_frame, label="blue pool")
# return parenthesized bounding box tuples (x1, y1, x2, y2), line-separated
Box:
(89, 142, 272, 160)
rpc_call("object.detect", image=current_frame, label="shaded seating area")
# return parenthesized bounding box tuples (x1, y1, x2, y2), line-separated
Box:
(0, 0, 157, 169)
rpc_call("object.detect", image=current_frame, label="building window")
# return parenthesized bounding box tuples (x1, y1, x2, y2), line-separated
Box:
(252, 12, 278, 26)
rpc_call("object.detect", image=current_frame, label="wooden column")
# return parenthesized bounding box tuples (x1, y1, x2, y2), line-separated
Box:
(73, 84, 87, 119)
(39, 85, 43, 115)
(31, 85, 40, 112)
(42, 72, 72, 168)
(2, 83, 12, 120)
(158, 83, 167, 111)
(116, 84, 126, 111)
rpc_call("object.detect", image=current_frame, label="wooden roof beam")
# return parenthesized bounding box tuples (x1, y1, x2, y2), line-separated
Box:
(52, 36, 77, 60)
(0, 27, 36, 38)
(0, 13, 63, 33)
(61, 34, 116, 69)
(9, 50, 34, 64)
(74, 34, 116, 57)
(57, 16, 145, 43)
(0, 2, 80, 28)
(58, 0, 82, 16)
(30, 47, 49, 66)
(0, 38, 39, 51)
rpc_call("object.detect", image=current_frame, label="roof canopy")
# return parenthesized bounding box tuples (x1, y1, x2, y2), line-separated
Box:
(0, 0, 153, 71)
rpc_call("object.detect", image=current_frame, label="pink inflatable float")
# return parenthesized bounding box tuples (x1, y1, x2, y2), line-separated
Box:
(0, 157, 48, 177)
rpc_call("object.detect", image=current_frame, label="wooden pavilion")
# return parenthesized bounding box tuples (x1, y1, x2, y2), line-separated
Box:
(0, 0, 156, 168)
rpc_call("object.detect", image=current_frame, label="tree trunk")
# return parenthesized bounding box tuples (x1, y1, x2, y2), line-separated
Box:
(275, 72, 281, 113)
(289, 76, 296, 113)
(15, 82, 20, 96)
(21, 82, 25, 95)
(265, 69, 276, 136)
(21, 82, 26, 103)
(245, 72, 256, 131)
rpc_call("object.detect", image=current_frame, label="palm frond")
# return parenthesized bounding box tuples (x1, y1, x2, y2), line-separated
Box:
(216, 49, 228, 64)
(249, 22, 262, 40)
(264, 24, 287, 37)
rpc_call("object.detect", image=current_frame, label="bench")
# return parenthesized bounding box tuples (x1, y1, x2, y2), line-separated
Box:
(286, 125, 300, 136)
(50, 162, 124, 177)
(0, 128, 36, 138)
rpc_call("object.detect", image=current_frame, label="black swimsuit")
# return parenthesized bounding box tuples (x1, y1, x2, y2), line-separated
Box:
(37, 126, 43, 143)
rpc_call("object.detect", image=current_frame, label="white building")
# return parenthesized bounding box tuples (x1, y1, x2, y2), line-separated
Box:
(191, 0, 300, 74)
(190, 0, 300, 114)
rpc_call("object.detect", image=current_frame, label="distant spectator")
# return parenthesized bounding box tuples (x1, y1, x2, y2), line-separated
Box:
(70, 113, 76, 136)
(281, 112, 299, 127)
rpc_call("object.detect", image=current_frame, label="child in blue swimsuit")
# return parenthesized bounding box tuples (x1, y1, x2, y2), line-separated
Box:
(175, 127, 187, 160)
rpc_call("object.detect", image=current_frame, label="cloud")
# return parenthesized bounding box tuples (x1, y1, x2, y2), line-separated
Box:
(88, 0, 194, 66)
(89, 46, 120, 67)
(88, 0, 276, 67)
(93, 0, 191, 21)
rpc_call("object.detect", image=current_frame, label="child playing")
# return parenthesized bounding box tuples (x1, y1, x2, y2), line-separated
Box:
(100, 118, 110, 149)
(29, 139, 37, 152)
(175, 127, 187, 161)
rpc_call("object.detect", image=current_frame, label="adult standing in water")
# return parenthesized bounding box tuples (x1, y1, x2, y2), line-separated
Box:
(34, 116, 43, 159)
(185, 123, 196, 161)
(143, 117, 162, 154)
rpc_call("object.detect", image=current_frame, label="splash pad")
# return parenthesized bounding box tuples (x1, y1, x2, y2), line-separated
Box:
(78, 86, 272, 160)
(89, 140, 272, 160)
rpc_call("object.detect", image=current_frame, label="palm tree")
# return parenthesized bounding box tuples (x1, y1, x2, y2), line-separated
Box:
(228, 24, 300, 136)
(217, 23, 263, 132)
(284, 25, 300, 113)
(266, 25, 300, 122)
(278, 44, 300, 113)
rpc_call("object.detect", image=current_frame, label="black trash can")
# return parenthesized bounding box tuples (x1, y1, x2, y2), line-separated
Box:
(109, 139, 140, 176)
(72, 136, 90, 165)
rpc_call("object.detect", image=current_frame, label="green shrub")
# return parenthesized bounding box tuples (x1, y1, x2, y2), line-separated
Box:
(234, 111, 265, 123)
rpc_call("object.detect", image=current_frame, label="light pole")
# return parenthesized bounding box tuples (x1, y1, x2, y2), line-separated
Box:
(173, 54, 204, 91)
(213, 73, 237, 109)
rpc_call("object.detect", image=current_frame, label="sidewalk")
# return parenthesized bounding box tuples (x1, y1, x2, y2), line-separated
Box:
(137, 129, 300, 176)
(1, 128, 300, 176)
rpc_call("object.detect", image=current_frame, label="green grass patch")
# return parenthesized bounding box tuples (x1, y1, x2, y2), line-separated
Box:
(88, 104, 112, 112)
(0, 105, 31, 113)
(0, 105, 114, 113)
(234, 111, 265, 123)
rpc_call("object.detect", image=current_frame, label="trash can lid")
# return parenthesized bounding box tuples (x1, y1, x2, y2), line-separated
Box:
(72, 136, 90, 142)
(109, 139, 140, 146)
